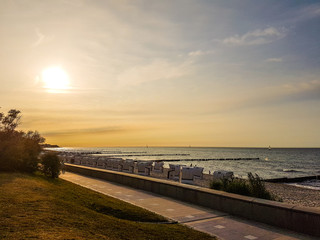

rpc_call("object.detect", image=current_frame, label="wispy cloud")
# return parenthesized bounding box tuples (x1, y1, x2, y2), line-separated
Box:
(42, 126, 127, 137)
(222, 27, 286, 46)
(291, 3, 320, 23)
(32, 28, 45, 47)
(188, 50, 214, 57)
(266, 58, 283, 63)
(205, 80, 320, 115)
(282, 80, 320, 96)
(117, 58, 193, 86)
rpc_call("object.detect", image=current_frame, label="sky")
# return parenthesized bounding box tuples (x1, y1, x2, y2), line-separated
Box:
(1, 0, 320, 147)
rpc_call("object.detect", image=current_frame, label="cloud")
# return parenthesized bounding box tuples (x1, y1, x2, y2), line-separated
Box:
(32, 28, 45, 47)
(266, 58, 283, 63)
(293, 3, 320, 22)
(117, 58, 193, 86)
(282, 80, 320, 98)
(222, 27, 286, 46)
(205, 80, 320, 115)
(188, 50, 214, 57)
(42, 126, 127, 137)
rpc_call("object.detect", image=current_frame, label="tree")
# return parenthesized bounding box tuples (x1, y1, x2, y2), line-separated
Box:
(0, 108, 45, 172)
(41, 152, 61, 178)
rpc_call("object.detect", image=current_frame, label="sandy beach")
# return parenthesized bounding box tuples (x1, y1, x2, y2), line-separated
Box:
(265, 182, 320, 208)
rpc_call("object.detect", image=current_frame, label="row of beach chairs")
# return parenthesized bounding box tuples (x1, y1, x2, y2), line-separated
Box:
(61, 154, 165, 176)
(59, 154, 205, 184)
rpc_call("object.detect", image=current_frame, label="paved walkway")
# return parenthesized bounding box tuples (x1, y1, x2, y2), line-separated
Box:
(61, 172, 315, 240)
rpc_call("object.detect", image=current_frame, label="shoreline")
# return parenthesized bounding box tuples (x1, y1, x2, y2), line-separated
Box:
(265, 182, 320, 208)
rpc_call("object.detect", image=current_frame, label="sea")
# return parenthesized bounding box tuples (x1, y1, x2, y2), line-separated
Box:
(52, 147, 320, 190)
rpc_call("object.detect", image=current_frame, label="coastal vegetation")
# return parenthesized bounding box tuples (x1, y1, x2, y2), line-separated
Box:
(0, 109, 45, 173)
(0, 108, 62, 178)
(41, 152, 62, 178)
(210, 172, 278, 201)
(0, 172, 215, 240)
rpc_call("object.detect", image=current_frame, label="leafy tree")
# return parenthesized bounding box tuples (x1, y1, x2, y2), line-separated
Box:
(0, 108, 45, 172)
(41, 152, 62, 178)
(1, 109, 21, 132)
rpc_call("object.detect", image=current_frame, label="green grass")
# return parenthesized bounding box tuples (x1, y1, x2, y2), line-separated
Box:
(0, 172, 216, 240)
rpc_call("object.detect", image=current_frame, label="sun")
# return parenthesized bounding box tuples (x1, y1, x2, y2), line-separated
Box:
(41, 67, 70, 91)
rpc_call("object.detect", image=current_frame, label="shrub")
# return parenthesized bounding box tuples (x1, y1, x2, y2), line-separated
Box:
(225, 178, 251, 196)
(248, 172, 274, 200)
(41, 152, 61, 178)
(210, 180, 223, 190)
(210, 172, 276, 201)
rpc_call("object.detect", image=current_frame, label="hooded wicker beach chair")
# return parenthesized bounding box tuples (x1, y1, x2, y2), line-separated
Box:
(122, 159, 135, 173)
(96, 158, 107, 168)
(137, 161, 153, 175)
(112, 158, 123, 171)
(152, 162, 164, 173)
(168, 164, 185, 180)
(213, 170, 234, 180)
(181, 166, 204, 184)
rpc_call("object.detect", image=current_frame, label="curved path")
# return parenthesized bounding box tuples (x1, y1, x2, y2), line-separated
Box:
(61, 172, 316, 240)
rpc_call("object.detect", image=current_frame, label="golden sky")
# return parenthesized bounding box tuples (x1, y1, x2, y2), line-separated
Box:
(1, 1, 320, 147)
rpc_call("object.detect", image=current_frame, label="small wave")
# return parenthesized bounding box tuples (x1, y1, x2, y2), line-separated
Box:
(282, 169, 302, 173)
(289, 180, 320, 190)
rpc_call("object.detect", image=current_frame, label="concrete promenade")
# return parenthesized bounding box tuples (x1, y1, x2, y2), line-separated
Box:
(61, 172, 316, 240)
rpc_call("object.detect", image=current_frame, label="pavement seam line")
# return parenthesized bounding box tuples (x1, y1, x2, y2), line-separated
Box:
(179, 214, 229, 224)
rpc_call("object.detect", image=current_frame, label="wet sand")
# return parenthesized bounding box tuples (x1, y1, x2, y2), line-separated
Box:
(265, 182, 320, 208)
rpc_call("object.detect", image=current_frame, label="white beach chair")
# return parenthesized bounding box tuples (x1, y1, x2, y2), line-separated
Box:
(181, 167, 194, 184)
(105, 158, 113, 170)
(122, 159, 135, 173)
(152, 162, 164, 173)
(193, 167, 204, 180)
(87, 157, 97, 167)
(96, 158, 107, 168)
(137, 161, 153, 176)
(80, 157, 89, 166)
(168, 164, 185, 180)
(112, 159, 123, 171)
(181, 166, 204, 184)
(213, 170, 234, 180)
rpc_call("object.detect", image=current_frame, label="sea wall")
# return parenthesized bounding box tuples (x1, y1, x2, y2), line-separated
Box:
(65, 163, 320, 237)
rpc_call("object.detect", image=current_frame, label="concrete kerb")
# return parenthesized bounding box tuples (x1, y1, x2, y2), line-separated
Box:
(64, 163, 320, 237)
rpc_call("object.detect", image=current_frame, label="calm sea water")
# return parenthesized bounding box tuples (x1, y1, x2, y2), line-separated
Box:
(54, 147, 320, 181)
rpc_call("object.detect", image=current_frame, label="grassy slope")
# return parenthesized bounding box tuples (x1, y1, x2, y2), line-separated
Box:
(0, 173, 215, 240)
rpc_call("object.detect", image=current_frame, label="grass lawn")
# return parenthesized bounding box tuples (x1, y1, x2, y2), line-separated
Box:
(0, 172, 216, 240)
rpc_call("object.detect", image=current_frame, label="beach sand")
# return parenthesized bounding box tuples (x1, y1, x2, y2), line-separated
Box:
(265, 182, 320, 208)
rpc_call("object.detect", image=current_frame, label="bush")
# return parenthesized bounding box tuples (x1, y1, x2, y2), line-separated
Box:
(41, 152, 61, 178)
(248, 172, 274, 199)
(225, 178, 251, 196)
(210, 180, 223, 190)
(210, 172, 276, 201)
